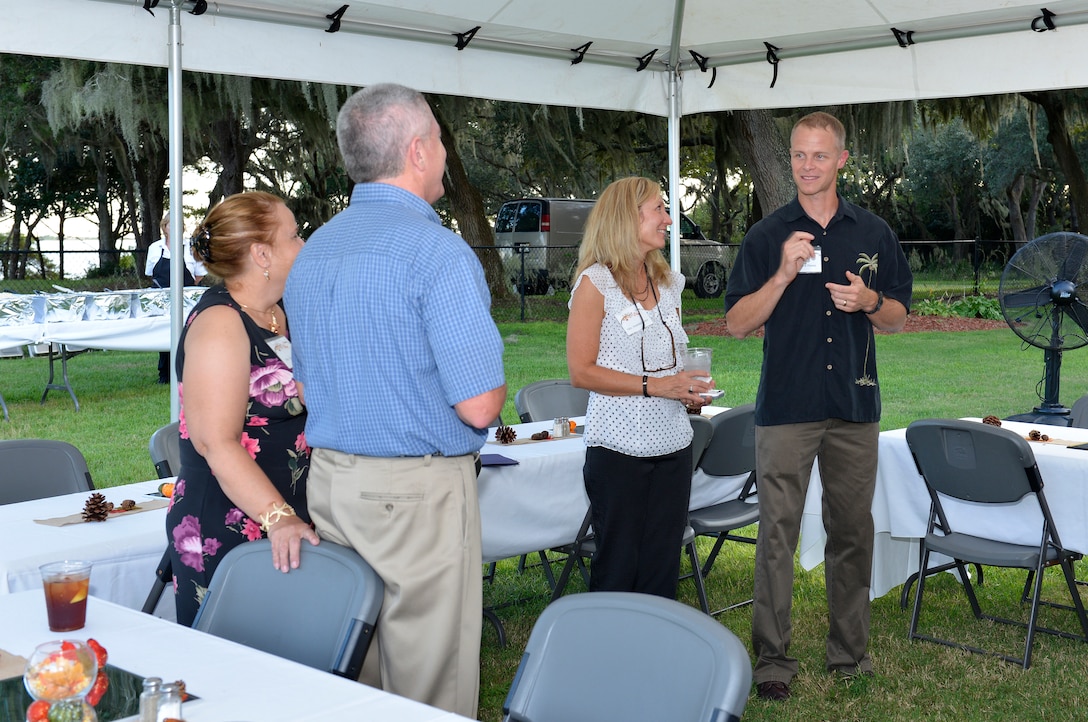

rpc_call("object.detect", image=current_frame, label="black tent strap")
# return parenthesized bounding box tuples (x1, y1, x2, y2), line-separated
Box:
(891, 27, 915, 47)
(764, 42, 780, 88)
(571, 42, 592, 65)
(636, 49, 658, 72)
(1032, 8, 1057, 32)
(326, 5, 348, 33)
(454, 25, 481, 50)
(688, 50, 717, 89)
(109, 0, 1086, 78)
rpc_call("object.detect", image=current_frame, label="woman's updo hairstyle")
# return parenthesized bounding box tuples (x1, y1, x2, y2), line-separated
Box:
(190, 191, 283, 281)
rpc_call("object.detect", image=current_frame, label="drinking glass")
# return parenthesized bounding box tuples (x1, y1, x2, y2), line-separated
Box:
(682, 347, 713, 382)
(40, 560, 92, 632)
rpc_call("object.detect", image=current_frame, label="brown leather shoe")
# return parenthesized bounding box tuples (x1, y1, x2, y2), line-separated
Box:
(756, 680, 791, 701)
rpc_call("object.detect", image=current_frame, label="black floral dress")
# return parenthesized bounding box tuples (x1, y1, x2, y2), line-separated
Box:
(165, 285, 310, 626)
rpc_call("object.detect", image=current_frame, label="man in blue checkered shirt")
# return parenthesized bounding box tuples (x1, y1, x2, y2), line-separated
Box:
(284, 83, 506, 719)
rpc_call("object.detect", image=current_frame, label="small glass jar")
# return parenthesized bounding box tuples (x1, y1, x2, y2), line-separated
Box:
(552, 416, 569, 438)
(156, 682, 182, 721)
(139, 677, 162, 722)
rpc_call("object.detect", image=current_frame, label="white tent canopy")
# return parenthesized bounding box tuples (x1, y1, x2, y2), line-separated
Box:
(8, 0, 1088, 418)
(9, 0, 1088, 115)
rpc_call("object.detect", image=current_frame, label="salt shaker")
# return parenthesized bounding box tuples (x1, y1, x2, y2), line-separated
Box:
(552, 417, 566, 438)
(139, 677, 163, 722)
(157, 682, 183, 721)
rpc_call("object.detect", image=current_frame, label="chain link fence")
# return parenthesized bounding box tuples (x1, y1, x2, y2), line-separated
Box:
(0, 238, 1024, 323)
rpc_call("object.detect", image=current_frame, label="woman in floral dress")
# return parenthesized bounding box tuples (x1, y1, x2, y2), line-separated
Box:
(165, 191, 320, 626)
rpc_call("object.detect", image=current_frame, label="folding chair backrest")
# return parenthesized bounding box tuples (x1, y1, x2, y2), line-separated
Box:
(504, 592, 751, 722)
(148, 421, 181, 479)
(192, 539, 383, 678)
(1071, 394, 1088, 428)
(689, 414, 714, 473)
(699, 404, 756, 478)
(905, 419, 1037, 504)
(0, 439, 94, 505)
(514, 379, 589, 423)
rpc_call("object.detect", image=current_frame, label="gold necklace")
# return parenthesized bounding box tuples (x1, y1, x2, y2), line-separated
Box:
(238, 303, 279, 334)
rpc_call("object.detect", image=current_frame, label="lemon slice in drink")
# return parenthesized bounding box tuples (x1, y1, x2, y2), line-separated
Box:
(70, 588, 88, 603)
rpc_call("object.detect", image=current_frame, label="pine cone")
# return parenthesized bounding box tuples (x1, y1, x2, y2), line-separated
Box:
(982, 415, 1002, 426)
(495, 425, 517, 444)
(82, 492, 110, 522)
(1028, 429, 1042, 440)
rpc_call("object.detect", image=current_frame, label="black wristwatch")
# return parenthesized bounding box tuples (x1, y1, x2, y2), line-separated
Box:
(865, 291, 884, 315)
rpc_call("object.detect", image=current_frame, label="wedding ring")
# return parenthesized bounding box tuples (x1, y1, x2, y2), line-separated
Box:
(689, 386, 693, 393)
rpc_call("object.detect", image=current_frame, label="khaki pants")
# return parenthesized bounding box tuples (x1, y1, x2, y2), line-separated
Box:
(307, 448, 482, 718)
(751, 420, 878, 684)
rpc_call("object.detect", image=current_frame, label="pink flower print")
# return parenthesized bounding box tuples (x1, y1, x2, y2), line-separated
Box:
(249, 360, 297, 407)
(224, 507, 244, 526)
(239, 432, 260, 459)
(295, 432, 309, 456)
(172, 515, 207, 572)
(248, 416, 269, 427)
(202, 537, 222, 556)
(242, 518, 263, 542)
(178, 387, 189, 439)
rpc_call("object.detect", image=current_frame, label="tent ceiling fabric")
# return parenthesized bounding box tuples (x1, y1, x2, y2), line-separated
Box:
(7, 0, 1088, 115)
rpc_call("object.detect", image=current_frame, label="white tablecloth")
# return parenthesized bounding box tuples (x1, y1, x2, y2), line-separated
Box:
(799, 418, 1088, 599)
(1, 417, 751, 614)
(0, 317, 172, 352)
(479, 417, 750, 563)
(0, 591, 470, 722)
(0, 480, 169, 614)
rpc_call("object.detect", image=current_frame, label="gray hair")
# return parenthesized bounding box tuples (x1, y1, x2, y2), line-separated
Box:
(336, 84, 434, 183)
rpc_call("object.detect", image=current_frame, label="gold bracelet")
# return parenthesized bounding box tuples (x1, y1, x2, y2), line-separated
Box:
(258, 502, 296, 532)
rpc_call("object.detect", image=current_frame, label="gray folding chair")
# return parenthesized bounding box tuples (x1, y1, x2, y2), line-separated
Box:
(1070, 393, 1088, 428)
(141, 421, 182, 615)
(514, 379, 589, 423)
(503, 592, 751, 722)
(905, 418, 1088, 669)
(148, 420, 181, 479)
(508, 380, 589, 584)
(683, 404, 760, 615)
(0, 439, 94, 505)
(192, 539, 383, 678)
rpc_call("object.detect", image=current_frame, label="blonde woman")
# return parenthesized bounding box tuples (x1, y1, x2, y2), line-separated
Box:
(567, 176, 711, 597)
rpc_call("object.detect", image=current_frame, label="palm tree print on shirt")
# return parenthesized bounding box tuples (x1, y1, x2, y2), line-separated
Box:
(856, 252, 878, 387)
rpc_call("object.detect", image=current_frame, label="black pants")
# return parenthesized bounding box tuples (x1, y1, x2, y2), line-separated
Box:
(583, 444, 692, 598)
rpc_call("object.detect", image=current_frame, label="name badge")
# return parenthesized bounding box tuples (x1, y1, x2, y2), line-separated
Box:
(265, 335, 293, 369)
(616, 304, 652, 335)
(798, 245, 822, 274)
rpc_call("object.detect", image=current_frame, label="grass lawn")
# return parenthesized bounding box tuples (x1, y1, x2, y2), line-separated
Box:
(2, 323, 1087, 721)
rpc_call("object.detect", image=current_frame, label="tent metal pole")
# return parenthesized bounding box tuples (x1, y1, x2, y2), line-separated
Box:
(168, 1, 185, 422)
(666, 0, 684, 276)
(667, 69, 682, 275)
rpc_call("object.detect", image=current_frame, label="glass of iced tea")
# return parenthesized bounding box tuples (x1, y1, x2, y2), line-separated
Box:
(39, 560, 92, 632)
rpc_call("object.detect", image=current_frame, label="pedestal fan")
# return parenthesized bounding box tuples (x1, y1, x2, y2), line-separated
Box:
(998, 231, 1088, 424)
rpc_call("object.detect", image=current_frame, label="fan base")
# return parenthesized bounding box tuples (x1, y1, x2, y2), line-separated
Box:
(1005, 408, 1072, 427)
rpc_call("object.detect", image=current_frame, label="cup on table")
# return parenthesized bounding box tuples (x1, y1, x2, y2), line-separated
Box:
(39, 560, 92, 632)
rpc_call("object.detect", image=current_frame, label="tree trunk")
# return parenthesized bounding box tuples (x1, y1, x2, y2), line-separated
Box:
(1022, 90, 1088, 232)
(731, 109, 792, 217)
(432, 102, 512, 301)
(208, 114, 251, 209)
(1026, 176, 1046, 242)
(1006, 172, 1027, 242)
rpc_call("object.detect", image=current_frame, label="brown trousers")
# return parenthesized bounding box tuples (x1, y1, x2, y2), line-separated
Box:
(750, 420, 878, 684)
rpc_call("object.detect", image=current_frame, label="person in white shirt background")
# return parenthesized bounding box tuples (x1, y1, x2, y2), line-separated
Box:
(146, 216, 206, 383)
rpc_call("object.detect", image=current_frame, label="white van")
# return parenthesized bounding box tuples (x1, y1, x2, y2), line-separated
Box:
(494, 197, 727, 297)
